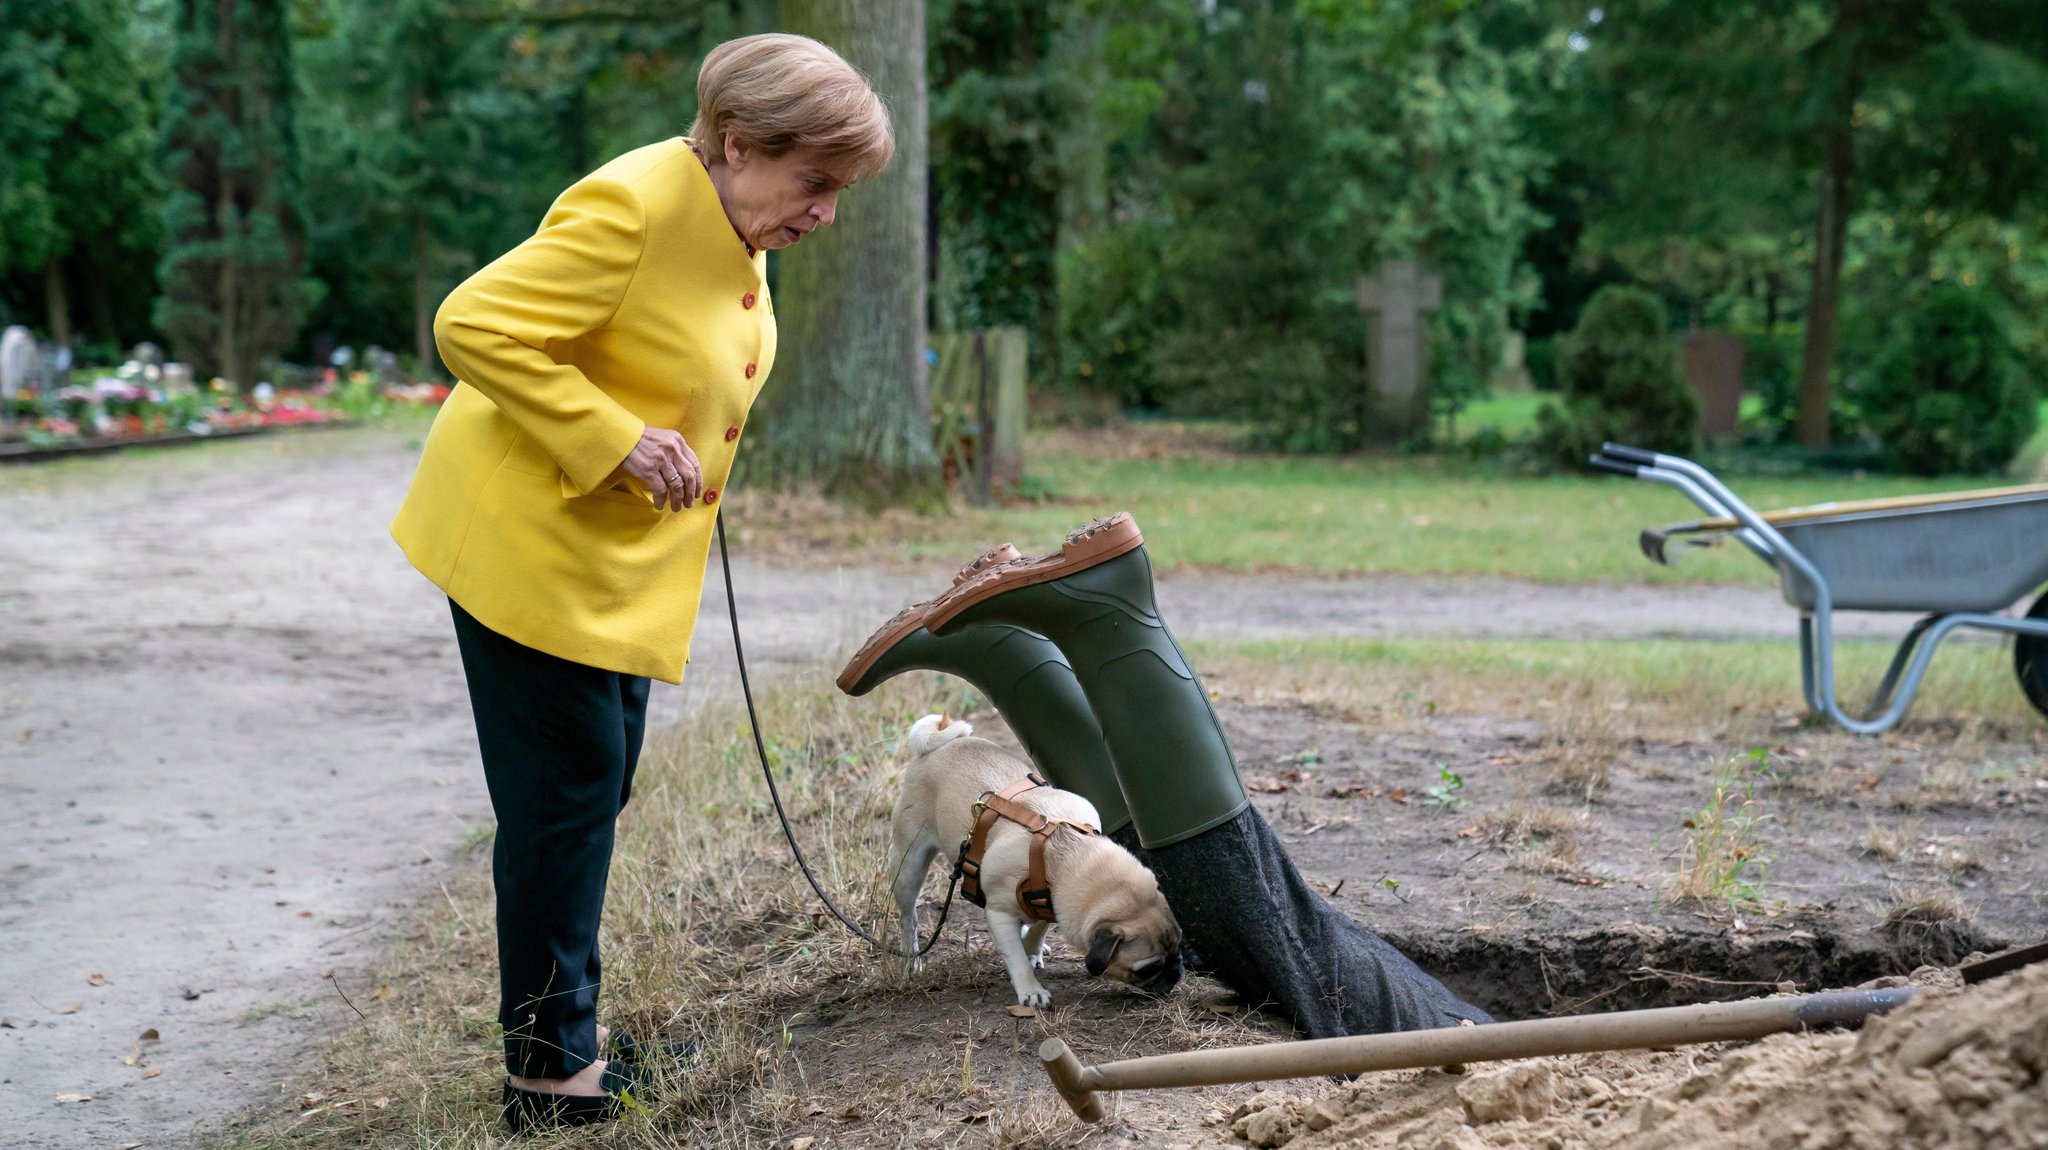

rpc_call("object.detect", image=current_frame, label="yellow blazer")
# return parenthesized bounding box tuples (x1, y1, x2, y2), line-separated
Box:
(392, 138, 773, 683)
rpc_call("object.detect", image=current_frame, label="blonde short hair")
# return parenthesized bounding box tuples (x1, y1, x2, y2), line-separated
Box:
(689, 34, 894, 180)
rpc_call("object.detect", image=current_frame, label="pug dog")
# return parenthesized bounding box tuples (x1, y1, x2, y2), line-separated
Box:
(890, 713, 1183, 1007)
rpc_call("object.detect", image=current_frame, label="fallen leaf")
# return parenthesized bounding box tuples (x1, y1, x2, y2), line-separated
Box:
(371, 984, 390, 1001)
(1245, 774, 1290, 794)
(1005, 1005, 1038, 1019)
(372, 1097, 389, 1109)
(87, 972, 109, 986)
(52, 1003, 82, 1015)
(790, 1138, 816, 1150)
(1455, 825, 1482, 839)
(961, 1109, 996, 1124)
(54, 1093, 92, 1103)
(142, 1066, 163, 1080)
(297, 910, 313, 918)
(139, 1028, 160, 1043)
(1388, 788, 1408, 804)
(121, 1054, 139, 1066)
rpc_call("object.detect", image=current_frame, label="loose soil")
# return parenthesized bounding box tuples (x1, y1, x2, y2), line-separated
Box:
(2, 425, 2042, 1148)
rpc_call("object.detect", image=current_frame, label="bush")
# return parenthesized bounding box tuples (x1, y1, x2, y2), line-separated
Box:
(1533, 285, 1698, 470)
(1057, 222, 1168, 408)
(1861, 287, 2037, 475)
(1739, 327, 1802, 439)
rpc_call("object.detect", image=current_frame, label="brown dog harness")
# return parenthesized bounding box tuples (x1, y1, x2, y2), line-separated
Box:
(957, 773, 1098, 923)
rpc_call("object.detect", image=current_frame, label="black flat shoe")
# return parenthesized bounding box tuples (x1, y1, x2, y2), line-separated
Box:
(609, 1030, 699, 1071)
(500, 1060, 645, 1133)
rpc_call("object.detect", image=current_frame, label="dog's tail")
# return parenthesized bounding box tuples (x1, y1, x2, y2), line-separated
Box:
(907, 713, 974, 757)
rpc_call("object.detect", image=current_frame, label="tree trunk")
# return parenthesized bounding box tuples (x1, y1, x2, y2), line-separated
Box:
(84, 244, 120, 346)
(412, 205, 434, 373)
(759, 0, 937, 500)
(43, 257, 72, 350)
(219, 187, 242, 388)
(1795, 4, 1863, 450)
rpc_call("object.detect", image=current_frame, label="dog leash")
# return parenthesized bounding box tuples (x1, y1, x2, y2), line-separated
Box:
(715, 511, 959, 957)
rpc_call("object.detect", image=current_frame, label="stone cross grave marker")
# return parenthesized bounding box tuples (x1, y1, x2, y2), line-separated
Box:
(1356, 260, 1442, 442)
(1681, 330, 1745, 441)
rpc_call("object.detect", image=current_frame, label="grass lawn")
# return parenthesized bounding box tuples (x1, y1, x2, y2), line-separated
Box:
(736, 420, 2032, 586)
(1189, 632, 2044, 743)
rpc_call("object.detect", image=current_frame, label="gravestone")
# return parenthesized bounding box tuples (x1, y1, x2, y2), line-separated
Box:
(161, 363, 195, 395)
(1356, 260, 1442, 444)
(1496, 331, 1532, 393)
(129, 341, 164, 367)
(365, 345, 401, 386)
(1, 326, 39, 417)
(1681, 330, 1745, 441)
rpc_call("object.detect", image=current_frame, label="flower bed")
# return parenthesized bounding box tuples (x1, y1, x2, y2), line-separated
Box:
(0, 364, 450, 455)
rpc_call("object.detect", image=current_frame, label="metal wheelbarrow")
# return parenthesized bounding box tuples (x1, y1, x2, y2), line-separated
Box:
(1589, 443, 2048, 735)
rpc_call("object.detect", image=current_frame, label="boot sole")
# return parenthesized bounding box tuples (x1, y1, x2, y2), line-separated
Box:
(836, 543, 1023, 695)
(921, 513, 1145, 633)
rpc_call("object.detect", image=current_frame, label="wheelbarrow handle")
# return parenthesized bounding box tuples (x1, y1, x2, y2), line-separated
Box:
(1587, 455, 1641, 478)
(1600, 442, 1660, 466)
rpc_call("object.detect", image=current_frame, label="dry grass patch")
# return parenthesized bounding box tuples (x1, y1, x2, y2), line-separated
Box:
(1479, 802, 1592, 877)
(1880, 885, 1981, 968)
(1859, 815, 1922, 862)
(1533, 676, 1628, 801)
(224, 679, 1273, 1150)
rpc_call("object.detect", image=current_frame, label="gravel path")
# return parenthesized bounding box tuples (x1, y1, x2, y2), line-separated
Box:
(0, 426, 1909, 1148)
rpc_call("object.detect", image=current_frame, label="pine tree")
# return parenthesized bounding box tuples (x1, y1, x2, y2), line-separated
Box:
(155, 0, 313, 387)
(0, 0, 160, 350)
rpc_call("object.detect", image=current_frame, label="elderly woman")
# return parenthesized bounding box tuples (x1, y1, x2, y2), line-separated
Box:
(390, 34, 892, 1130)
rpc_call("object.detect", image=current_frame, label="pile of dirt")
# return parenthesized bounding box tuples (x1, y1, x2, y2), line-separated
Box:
(1222, 960, 2046, 1150)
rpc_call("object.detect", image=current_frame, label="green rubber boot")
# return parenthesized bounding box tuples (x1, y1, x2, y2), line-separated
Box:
(923, 517, 1248, 849)
(922, 515, 1491, 1037)
(838, 611, 1133, 836)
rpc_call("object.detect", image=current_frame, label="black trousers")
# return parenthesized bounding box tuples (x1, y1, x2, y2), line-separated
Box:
(450, 600, 651, 1079)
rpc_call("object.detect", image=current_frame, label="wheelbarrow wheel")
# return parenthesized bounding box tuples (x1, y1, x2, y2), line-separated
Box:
(2014, 589, 2048, 721)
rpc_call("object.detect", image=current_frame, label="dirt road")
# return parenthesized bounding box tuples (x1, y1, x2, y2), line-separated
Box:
(0, 425, 1887, 1148)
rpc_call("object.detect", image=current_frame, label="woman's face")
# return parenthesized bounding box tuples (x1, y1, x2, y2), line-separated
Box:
(717, 138, 861, 252)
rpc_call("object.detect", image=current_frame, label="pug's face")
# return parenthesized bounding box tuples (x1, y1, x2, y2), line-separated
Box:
(1081, 891, 1184, 995)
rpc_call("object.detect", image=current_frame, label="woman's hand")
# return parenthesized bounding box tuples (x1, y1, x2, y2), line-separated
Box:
(618, 427, 703, 510)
